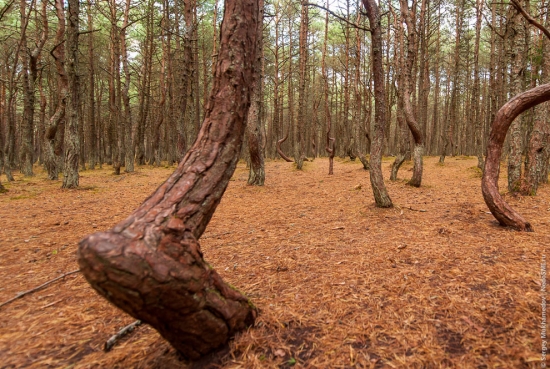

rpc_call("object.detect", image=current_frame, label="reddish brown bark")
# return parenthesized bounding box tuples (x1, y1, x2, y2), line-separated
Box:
(481, 83, 550, 232)
(78, 0, 259, 359)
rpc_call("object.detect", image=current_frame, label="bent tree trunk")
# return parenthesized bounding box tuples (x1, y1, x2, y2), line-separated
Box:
(481, 83, 550, 232)
(78, 0, 259, 359)
(277, 132, 293, 162)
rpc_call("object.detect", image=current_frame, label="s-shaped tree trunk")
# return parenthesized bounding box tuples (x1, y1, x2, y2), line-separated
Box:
(78, 0, 259, 359)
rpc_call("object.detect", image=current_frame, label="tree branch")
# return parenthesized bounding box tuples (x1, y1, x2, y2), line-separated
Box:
(304, 3, 370, 32)
(510, 0, 550, 41)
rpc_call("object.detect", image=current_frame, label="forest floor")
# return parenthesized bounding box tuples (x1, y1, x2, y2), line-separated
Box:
(0, 156, 548, 369)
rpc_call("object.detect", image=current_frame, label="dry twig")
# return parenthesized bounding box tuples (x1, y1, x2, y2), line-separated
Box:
(104, 320, 142, 352)
(0, 269, 80, 310)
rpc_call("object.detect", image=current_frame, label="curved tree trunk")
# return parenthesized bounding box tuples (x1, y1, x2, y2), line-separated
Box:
(362, 0, 393, 208)
(481, 83, 550, 232)
(78, 0, 259, 359)
(276, 132, 293, 162)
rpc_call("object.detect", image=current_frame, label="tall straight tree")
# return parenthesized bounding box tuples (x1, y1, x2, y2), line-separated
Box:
(19, 0, 47, 177)
(506, 0, 528, 192)
(247, 0, 265, 185)
(62, 0, 80, 188)
(121, 0, 134, 172)
(322, 2, 335, 175)
(86, 1, 97, 170)
(362, 0, 393, 207)
(471, 0, 484, 170)
(440, 0, 464, 163)
(294, 0, 309, 169)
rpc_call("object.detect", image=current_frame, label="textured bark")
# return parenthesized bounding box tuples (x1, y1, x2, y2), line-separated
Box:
(78, 0, 259, 359)
(247, 0, 265, 186)
(62, 0, 80, 188)
(482, 83, 550, 231)
(521, 118, 549, 195)
(362, 0, 392, 207)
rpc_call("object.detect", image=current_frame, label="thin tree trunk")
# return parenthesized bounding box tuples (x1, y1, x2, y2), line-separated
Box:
(322, 3, 335, 175)
(472, 0, 484, 170)
(294, 1, 308, 170)
(19, 0, 47, 177)
(121, 0, 134, 172)
(78, 0, 259, 358)
(87, 1, 97, 170)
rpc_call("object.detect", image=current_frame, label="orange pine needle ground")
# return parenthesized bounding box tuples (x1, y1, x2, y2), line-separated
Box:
(0, 156, 548, 368)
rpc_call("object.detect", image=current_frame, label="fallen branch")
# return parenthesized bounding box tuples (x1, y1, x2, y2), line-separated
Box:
(407, 206, 427, 212)
(0, 269, 80, 310)
(104, 320, 143, 352)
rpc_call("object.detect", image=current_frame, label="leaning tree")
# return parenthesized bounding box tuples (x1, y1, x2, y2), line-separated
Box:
(78, 0, 259, 359)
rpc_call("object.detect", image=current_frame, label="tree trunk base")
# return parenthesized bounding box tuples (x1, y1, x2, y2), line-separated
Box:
(407, 145, 423, 187)
(390, 154, 405, 181)
(78, 228, 257, 360)
(359, 154, 369, 170)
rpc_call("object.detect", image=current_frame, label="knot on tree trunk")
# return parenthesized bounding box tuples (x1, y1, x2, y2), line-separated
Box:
(78, 224, 257, 360)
